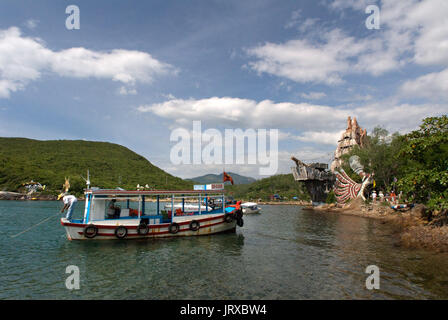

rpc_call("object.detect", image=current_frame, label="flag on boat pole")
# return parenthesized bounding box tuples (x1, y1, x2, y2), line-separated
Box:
(223, 172, 234, 185)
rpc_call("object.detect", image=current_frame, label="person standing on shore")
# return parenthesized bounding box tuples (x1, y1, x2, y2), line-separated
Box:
(390, 191, 397, 204)
(379, 191, 384, 202)
(372, 190, 377, 203)
(58, 193, 77, 220)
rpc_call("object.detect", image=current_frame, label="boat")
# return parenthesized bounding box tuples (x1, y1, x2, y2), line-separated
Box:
(241, 202, 261, 214)
(60, 184, 244, 240)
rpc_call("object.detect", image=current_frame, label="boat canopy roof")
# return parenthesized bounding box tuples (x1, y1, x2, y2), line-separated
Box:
(85, 189, 226, 197)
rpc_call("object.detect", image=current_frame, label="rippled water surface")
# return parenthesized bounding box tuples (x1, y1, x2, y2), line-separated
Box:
(1, 201, 448, 299)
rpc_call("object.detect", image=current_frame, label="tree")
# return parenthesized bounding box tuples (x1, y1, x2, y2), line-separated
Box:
(396, 116, 448, 211)
(341, 126, 405, 190)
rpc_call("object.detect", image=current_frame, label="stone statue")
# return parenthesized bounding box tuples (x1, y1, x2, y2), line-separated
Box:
(334, 155, 373, 203)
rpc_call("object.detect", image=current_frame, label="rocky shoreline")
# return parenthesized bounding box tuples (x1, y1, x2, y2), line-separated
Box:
(309, 198, 448, 253)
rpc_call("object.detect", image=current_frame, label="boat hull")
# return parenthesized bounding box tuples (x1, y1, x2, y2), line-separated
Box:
(61, 213, 237, 240)
(242, 207, 260, 214)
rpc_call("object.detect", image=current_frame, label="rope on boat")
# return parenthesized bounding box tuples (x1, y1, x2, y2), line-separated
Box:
(10, 212, 60, 238)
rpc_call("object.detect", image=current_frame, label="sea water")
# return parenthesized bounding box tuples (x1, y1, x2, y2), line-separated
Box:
(1, 200, 448, 299)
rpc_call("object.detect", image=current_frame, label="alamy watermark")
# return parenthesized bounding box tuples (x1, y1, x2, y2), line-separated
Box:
(170, 121, 278, 175)
(365, 265, 380, 290)
(65, 265, 80, 290)
(66, 5, 80, 30)
(365, 5, 380, 30)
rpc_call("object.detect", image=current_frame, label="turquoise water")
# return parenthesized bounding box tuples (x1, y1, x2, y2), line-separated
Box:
(1, 200, 448, 299)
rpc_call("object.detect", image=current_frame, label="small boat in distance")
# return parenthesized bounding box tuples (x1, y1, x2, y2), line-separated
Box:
(241, 202, 261, 214)
(60, 183, 244, 240)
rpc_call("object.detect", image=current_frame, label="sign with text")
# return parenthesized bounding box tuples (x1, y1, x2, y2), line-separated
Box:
(194, 183, 224, 191)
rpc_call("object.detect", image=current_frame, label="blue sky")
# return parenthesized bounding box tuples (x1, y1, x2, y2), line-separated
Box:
(0, 0, 447, 179)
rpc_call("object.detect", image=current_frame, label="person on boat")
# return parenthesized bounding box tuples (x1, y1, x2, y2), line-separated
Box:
(58, 193, 78, 220)
(107, 199, 121, 219)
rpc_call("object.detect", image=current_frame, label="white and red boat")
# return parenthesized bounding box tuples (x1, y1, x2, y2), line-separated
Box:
(60, 184, 244, 240)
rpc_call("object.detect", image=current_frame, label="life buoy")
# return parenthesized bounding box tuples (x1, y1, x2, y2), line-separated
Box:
(224, 213, 233, 223)
(189, 220, 200, 231)
(237, 217, 244, 227)
(169, 223, 180, 234)
(115, 226, 128, 239)
(137, 222, 149, 235)
(84, 224, 98, 238)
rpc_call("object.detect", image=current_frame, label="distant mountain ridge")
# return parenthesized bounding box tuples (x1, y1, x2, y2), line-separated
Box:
(187, 172, 256, 185)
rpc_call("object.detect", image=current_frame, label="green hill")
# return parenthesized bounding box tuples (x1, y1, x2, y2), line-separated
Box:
(225, 173, 310, 201)
(0, 137, 192, 196)
(187, 172, 256, 185)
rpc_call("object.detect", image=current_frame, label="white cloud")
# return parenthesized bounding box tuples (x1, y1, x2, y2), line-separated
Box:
(24, 19, 39, 30)
(400, 68, 448, 100)
(117, 86, 137, 95)
(284, 9, 302, 29)
(246, 0, 448, 86)
(332, 0, 448, 67)
(353, 102, 448, 133)
(278, 130, 341, 146)
(294, 131, 342, 145)
(0, 27, 176, 98)
(139, 96, 448, 139)
(301, 92, 327, 100)
(138, 96, 349, 131)
(330, 0, 375, 11)
(245, 30, 353, 85)
(245, 28, 403, 85)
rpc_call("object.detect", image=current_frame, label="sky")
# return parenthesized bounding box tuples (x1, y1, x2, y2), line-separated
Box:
(0, 0, 447, 180)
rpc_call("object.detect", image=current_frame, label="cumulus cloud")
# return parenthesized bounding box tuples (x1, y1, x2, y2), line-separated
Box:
(138, 96, 447, 145)
(330, 0, 376, 11)
(0, 27, 175, 98)
(138, 96, 349, 131)
(401, 68, 448, 100)
(301, 92, 327, 100)
(24, 19, 39, 30)
(245, 30, 354, 85)
(245, 0, 448, 86)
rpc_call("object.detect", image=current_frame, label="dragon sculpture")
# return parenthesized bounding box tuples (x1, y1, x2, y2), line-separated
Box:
(334, 155, 373, 204)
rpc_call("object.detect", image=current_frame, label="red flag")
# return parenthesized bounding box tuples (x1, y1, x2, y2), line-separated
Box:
(223, 172, 234, 185)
